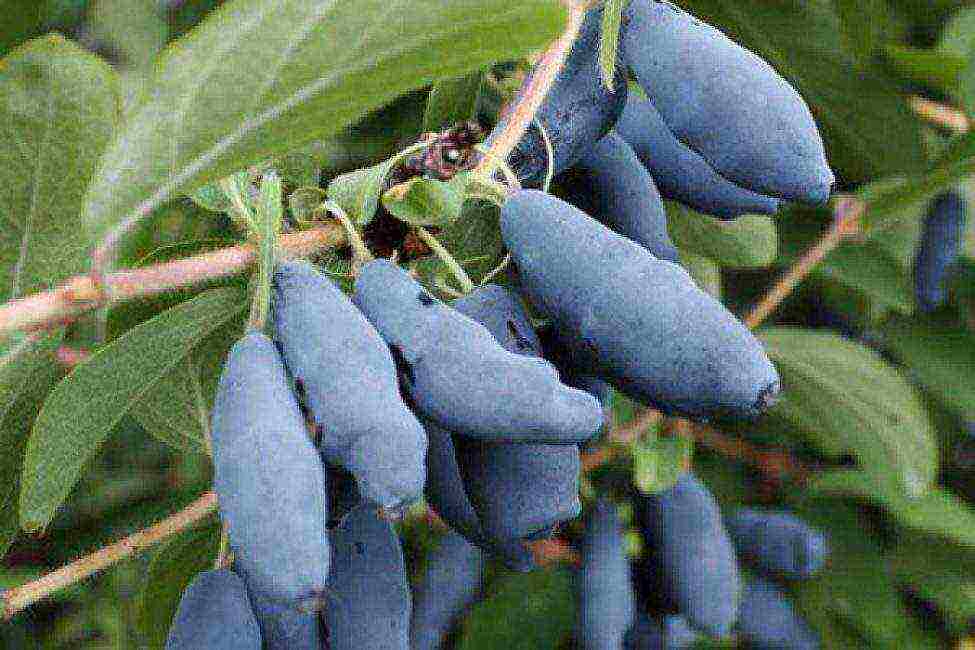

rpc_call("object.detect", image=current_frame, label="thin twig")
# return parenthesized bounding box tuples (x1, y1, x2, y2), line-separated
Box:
(0, 225, 346, 339)
(743, 196, 863, 330)
(909, 95, 970, 134)
(530, 537, 580, 567)
(2, 492, 218, 620)
(473, 2, 587, 179)
(415, 227, 474, 294)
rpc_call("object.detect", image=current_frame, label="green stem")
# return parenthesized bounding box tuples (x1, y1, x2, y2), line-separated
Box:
(415, 227, 474, 294)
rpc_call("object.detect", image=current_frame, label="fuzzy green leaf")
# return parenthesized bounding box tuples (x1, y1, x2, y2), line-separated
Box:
(458, 568, 575, 650)
(667, 205, 777, 268)
(423, 72, 484, 132)
(758, 327, 938, 498)
(20, 288, 247, 532)
(0, 35, 119, 303)
(383, 174, 469, 226)
(83, 0, 567, 251)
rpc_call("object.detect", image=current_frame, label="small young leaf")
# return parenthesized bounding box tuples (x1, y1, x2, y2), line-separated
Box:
(382, 174, 469, 226)
(423, 71, 484, 132)
(667, 205, 777, 268)
(679, 252, 722, 299)
(20, 288, 247, 532)
(0, 34, 119, 303)
(326, 155, 403, 226)
(598, 0, 625, 90)
(137, 522, 221, 650)
(632, 436, 693, 495)
(415, 200, 504, 286)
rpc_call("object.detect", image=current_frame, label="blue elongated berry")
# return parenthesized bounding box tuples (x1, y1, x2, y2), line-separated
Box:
(725, 509, 828, 580)
(502, 190, 780, 421)
(451, 285, 582, 543)
(914, 191, 967, 313)
(636, 473, 740, 636)
(616, 97, 780, 219)
(578, 500, 635, 650)
(621, 0, 833, 203)
(323, 506, 411, 649)
(410, 532, 484, 650)
(499, 6, 627, 185)
(165, 570, 261, 650)
(423, 421, 534, 571)
(273, 260, 426, 509)
(210, 331, 329, 606)
(540, 328, 614, 442)
(556, 132, 679, 261)
(737, 579, 820, 649)
(239, 583, 322, 650)
(624, 613, 699, 650)
(353, 260, 603, 442)
(454, 435, 581, 544)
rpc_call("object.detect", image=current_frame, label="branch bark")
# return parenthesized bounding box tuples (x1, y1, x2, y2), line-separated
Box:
(0, 224, 346, 339)
(2, 492, 217, 620)
(473, 2, 587, 179)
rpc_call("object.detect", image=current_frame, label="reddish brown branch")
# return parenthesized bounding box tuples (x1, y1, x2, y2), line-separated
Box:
(909, 96, 970, 134)
(0, 224, 345, 339)
(744, 196, 863, 330)
(473, 2, 587, 178)
(3, 492, 218, 620)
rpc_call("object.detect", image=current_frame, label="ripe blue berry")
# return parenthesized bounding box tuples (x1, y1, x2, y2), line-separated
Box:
(616, 97, 780, 219)
(502, 190, 780, 421)
(578, 499, 635, 650)
(725, 509, 828, 580)
(410, 532, 484, 650)
(165, 569, 262, 650)
(353, 259, 603, 442)
(737, 579, 820, 649)
(635, 473, 740, 636)
(499, 7, 627, 185)
(323, 506, 411, 649)
(621, 0, 833, 203)
(210, 331, 329, 606)
(914, 191, 967, 313)
(556, 132, 679, 261)
(273, 260, 426, 509)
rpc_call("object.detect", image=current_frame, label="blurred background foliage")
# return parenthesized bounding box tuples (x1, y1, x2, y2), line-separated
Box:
(1, 0, 975, 647)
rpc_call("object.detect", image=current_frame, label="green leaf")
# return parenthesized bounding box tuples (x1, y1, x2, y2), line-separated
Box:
(137, 522, 221, 650)
(20, 287, 247, 532)
(758, 327, 938, 497)
(83, 0, 568, 251)
(382, 174, 469, 226)
(883, 45, 965, 94)
(598, 0, 625, 90)
(667, 205, 777, 268)
(415, 200, 504, 286)
(458, 567, 575, 650)
(809, 469, 975, 549)
(0, 333, 62, 558)
(0, 34, 119, 303)
(832, 0, 902, 62)
(326, 150, 414, 226)
(0, 2, 43, 58)
(680, 0, 925, 183)
(678, 252, 721, 299)
(787, 497, 939, 647)
(423, 72, 484, 132)
(891, 539, 975, 637)
(882, 316, 975, 423)
(632, 436, 693, 495)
